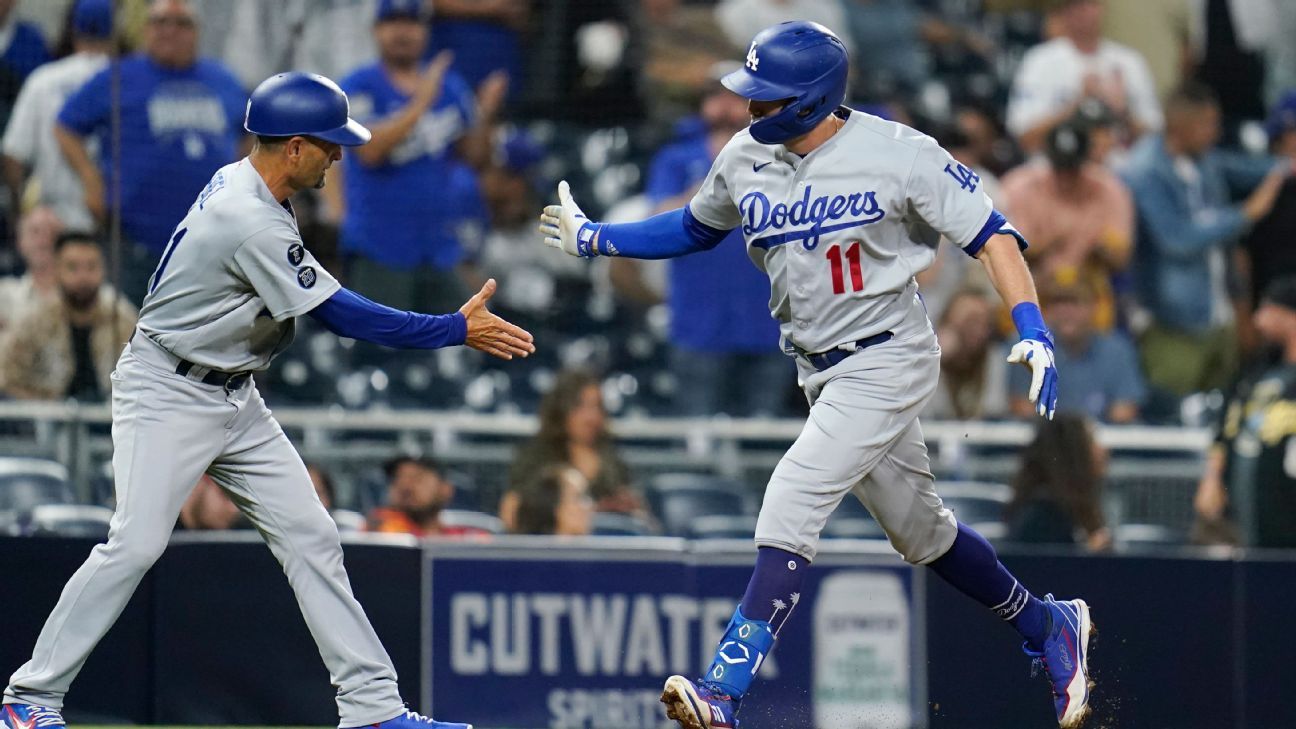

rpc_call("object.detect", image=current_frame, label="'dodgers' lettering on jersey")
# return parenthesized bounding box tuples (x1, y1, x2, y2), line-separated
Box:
(740, 186, 885, 251)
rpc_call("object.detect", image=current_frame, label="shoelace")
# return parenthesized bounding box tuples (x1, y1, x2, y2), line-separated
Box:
(27, 707, 65, 728)
(697, 681, 736, 703)
(401, 710, 434, 724)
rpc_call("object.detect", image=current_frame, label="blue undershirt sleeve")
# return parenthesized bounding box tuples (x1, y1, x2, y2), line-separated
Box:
(595, 206, 733, 258)
(307, 287, 467, 349)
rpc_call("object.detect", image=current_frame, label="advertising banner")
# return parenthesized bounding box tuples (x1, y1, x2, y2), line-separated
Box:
(424, 539, 925, 729)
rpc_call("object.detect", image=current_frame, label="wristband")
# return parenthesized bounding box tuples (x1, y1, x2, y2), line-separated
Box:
(1011, 301, 1053, 345)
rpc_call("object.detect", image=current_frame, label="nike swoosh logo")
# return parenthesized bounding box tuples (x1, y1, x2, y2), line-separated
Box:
(753, 162, 772, 173)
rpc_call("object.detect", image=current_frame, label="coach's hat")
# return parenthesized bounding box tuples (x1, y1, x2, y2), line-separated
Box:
(73, 0, 113, 39)
(376, 0, 428, 22)
(1261, 275, 1296, 312)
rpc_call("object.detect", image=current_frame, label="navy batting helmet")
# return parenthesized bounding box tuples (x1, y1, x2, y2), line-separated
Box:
(244, 72, 372, 146)
(721, 21, 849, 145)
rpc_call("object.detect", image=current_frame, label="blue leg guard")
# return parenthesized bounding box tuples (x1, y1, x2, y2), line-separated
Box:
(701, 606, 777, 701)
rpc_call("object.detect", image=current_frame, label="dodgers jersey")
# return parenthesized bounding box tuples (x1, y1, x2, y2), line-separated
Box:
(686, 108, 995, 355)
(136, 159, 341, 372)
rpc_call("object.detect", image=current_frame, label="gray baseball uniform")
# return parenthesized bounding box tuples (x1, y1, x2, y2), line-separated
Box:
(4, 159, 404, 727)
(688, 109, 997, 563)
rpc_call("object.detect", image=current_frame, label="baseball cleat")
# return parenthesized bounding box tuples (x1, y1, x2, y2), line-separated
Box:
(1, 703, 65, 729)
(357, 709, 471, 729)
(661, 675, 739, 729)
(1024, 595, 1094, 728)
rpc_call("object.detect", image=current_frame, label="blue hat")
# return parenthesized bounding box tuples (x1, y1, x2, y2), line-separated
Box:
(375, 0, 427, 22)
(73, 0, 113, 39)
(1266, 91, 1296, 141)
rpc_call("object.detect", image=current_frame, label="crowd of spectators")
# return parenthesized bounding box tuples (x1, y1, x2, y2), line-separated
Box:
(1, 0, 1296, 546)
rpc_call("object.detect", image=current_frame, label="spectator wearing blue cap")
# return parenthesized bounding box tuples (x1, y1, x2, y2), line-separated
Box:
(336, 0, 502, 314)
(1237, 92, 1296, 353)
(53, 0, 247, 304)
(2, 0, 112, 235)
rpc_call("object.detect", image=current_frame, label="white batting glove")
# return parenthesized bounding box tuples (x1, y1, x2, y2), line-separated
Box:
(1007, 338, 1059, 420)
(538, 180, 603, 257)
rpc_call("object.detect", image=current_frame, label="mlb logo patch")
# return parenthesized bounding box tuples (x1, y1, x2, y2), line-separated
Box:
(297, 266, 317, 289)
(287, 243, 305, 266)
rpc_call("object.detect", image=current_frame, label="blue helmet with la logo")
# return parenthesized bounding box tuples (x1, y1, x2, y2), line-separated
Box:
(721, 21, 849, 145)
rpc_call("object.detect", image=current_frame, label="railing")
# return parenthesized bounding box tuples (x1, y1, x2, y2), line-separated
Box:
(0, 400, 1212, 531)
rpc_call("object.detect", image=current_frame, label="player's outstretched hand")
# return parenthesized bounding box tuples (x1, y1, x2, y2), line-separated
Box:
(538, 180, 602, 257)
(459, 278, 535, 360)
(1007, 338, 1058, 420)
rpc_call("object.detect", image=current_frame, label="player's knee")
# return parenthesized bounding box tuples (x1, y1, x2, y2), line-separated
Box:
(108, 530, 170, 571)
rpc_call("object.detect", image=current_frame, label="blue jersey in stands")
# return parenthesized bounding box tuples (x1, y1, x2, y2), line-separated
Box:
(58, 54, 247, 255)
(646, 131, 780, 353)
(339, 62, 478, 270)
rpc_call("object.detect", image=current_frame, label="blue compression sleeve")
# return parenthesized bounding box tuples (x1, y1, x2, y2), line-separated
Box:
(593, 207, 731, 258)
(963, 209, 1028, 258)
(308, 287, 467, 349)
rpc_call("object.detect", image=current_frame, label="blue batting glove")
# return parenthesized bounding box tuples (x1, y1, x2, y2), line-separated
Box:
(1006, 302, 1059, 420)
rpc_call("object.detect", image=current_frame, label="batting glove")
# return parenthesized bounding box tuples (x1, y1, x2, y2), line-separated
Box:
(1006, 302, 1059, 420)
(539, 180, 603, 257)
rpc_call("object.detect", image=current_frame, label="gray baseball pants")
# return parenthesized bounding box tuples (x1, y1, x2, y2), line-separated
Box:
(4, 336, 404, 727)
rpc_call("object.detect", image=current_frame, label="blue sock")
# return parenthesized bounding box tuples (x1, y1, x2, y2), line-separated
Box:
(701, 547, 809, 700)
(739, 547, 809, 634)
(929, 522, 1051, 650)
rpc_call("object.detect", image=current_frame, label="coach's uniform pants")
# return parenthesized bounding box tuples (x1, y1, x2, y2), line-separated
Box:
(755, 325, 958, 564)
(4, 337, 404, 727)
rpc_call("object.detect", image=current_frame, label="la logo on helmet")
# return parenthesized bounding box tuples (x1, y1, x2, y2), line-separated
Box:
(746, 42, 760, 71)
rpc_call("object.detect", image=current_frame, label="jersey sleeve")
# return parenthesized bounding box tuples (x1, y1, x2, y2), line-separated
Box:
(232, 225, 341, 321)
(905, 138, 995, 253)
(56, 67, 111, 135)
(686, 143, 741, 230)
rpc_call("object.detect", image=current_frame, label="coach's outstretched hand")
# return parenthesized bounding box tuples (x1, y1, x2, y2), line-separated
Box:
(539, 180, 602, 257)
(459, 279, 535, 360)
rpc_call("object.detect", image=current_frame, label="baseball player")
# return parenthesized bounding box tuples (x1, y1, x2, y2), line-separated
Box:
(1, 72, 532, 729)
(540, 22, 1093, 729)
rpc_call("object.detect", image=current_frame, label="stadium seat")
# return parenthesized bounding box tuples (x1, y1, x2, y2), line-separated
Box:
(0, 457, 74, 512)
(331, 509, 367, 533)
(938, 482, 1013, 524)
(1114, 523, 1187, 547)
(687, 515, 757, 540)
(439, 509, 505, 535)
(27, 504, 113, 539)
(824, 494, 888, 540)
(645, 473, 756, 537)
(591, 512, 655, 537)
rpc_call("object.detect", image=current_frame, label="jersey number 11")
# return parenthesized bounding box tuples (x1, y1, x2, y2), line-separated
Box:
(826, 241, 863, 295)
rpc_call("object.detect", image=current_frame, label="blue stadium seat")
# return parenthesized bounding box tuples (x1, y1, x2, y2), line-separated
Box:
(687, 515, 757, 540)
(645, 473, 756, 537)
(0, 458, 74, 512)
(591, 512, 655, 537)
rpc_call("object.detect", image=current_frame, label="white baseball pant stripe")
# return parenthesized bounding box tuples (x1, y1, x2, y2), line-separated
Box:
(4, 339, 404, 727)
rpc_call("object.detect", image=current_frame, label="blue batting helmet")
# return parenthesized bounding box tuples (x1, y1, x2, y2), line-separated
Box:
(244, 72, 372, 146)
(721, 21, 849, 145)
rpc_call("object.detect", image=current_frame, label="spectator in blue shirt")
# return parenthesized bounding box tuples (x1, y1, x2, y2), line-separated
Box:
(1122, 82, 1289, 399)
(54, 0, 247, 304)
(1010, 270, 1146, 423)
(0, 0, 51, 126)
(423, 0, 525, 108)
(338, 0, 503, 314)
(644, 64, 790, 416)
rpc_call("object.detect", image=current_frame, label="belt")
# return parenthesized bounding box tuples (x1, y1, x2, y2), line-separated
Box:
(801, 331, 893, 372)
(175, 359, 252, 390)
(130, 331, 252, 391)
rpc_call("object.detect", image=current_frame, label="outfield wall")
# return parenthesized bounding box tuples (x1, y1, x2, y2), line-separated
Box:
(3, 535, 1291, 729)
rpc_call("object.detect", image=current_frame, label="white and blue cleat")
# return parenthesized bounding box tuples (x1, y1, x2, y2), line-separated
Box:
(352, 709, 471, 729)
(1024, 595, 1095, 728)
(1, 704, 65, 729)
(660, 675, 740, 729)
